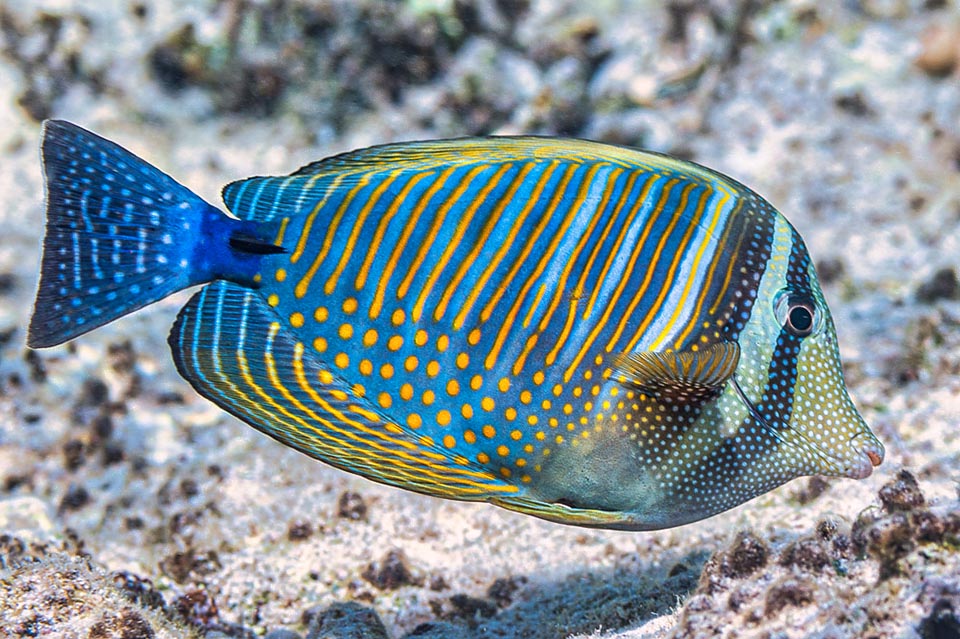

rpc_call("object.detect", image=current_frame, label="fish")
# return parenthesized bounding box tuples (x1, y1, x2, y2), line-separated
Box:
(28, 120, 884, 530)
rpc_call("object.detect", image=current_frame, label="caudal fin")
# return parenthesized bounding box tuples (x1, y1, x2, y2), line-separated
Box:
(29, 121, 244, 348)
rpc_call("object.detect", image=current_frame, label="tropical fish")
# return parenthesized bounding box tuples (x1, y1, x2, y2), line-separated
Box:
(29, 120, 884, 530)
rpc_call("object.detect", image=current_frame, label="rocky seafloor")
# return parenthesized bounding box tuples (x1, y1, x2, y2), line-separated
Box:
(1, 1, 959, 638)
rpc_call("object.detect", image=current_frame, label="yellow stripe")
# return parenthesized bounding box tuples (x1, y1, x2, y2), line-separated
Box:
(562, 176, 673, 383)
(605, 181, 698, 353)
(451, 162, 557, 331)
(322, 170, 402, 295)
(581, 172, 652, 321)
(533, 166, 621, 340)
(521, 282, 548, 329)
(419, 163, 512, 323)
(398, 165, 488, 310)
(435, 163, 535, 325)
(542, 171, 639, 366)
(371, 167, 456, 318)
(644, 184, 719, 351)
(479, 163, 578, 325)
(658, 184, 734, 350)
(274, 216, 290, 245)
(291, 173, 347, 264)
(355, 172, 433, 292)
(572, 170, 640, 321)
(484, 164, 590, 371)
(295, 174, 372, 298)
(707, 197, 748, 317)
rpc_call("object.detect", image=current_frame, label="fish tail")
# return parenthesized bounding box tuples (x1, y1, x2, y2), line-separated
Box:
(29, 120, 282, 348)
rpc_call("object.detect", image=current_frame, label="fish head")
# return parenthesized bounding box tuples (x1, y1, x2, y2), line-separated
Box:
(726, 230, 884, 486)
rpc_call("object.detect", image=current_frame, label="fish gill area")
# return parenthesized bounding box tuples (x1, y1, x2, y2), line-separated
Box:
(1, 1, 960, 638)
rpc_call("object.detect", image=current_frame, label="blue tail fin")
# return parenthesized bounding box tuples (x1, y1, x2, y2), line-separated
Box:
(28, 120, 281, 348)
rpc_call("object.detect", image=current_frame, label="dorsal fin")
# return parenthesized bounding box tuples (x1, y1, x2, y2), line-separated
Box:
(220, 136, 743, 223)
(612, 342, 740, 404)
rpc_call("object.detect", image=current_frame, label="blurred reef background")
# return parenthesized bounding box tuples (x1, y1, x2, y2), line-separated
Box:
(2, 1, 960, 638)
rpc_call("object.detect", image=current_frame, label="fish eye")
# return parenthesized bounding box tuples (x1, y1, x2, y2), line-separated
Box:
(774, 291, 818, 338)
(786, 303, 814, 336)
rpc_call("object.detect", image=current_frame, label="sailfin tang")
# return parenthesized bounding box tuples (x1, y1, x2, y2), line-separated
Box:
(168, 282, 517, 501)
(612, 342, 740, 403)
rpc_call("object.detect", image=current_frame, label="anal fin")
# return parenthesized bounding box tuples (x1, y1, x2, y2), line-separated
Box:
(168, 281, 515, 501)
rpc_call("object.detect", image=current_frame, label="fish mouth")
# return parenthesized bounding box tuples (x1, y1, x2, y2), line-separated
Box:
(844, 434, 885, 479)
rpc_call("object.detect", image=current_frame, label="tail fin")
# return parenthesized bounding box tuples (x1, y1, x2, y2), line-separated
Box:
(28, 120, 277, 348)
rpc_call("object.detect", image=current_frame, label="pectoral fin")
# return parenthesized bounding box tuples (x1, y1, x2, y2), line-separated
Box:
(612, 341, 740, 404)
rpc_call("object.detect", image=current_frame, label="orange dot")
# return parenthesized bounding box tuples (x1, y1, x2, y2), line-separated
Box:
(470, 375, 483, 390)
(414, 329, 428, 346)
(335, 353, 349, 368)
(342, 297, 358, 314)
(359, 359, 373, 375)
(275, 268, 287, 282)
(552, 384, 563, 396)
(313, 337, 328, 353)
(392, 309, 405, 326)
(404, 355, 418, 372)
(437, 410, 451, 426)
(464, 429, 477, 444)
(532, 371, 545, 385)
(505, 407, 517, 421)
(314, 306, 328, 322)
(400, 383, 414, 400)
(446, 380, 460, 396)
(477, 452, 490, 464)
(407, 413, 422, 429)
(379, 392, 392, 408)
(267, 294, 279, 307)
(380, 363, 394, 379)
(426, 361, 440, 377)
(338, 323, 353, 339)
(386, 335, 402, 351)
(510, 430, 522, 441)
(289, 312, 304, 328)
(500, 467, 511, 478)
(319, 370, 334, 384)
(461, 404, 474, 419)
(363, 329, 378, 347)
(481, 397, 495, 412)
(456, 352, 470, 369)
(468, 328, 481, 345)
(442, 434, 456, 448)
(519, 390, 532, 404)
(497, 444, 510, 457)
(482, 424, 496, 439)
(423, 390, 435, 405)
(498, 378, 510, 392)
(437, 334, 449, 352)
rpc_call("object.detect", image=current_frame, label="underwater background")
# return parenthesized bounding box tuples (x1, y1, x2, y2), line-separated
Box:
(1, 1, 959, 637)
